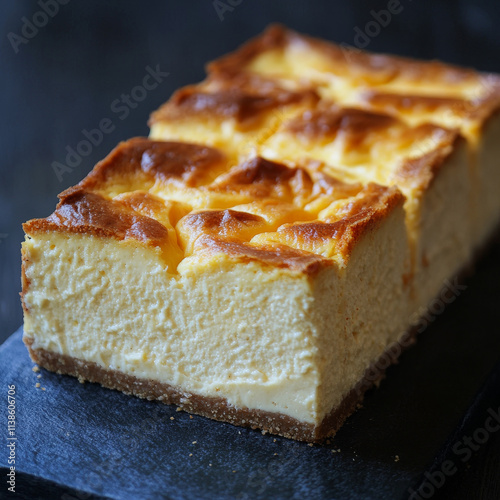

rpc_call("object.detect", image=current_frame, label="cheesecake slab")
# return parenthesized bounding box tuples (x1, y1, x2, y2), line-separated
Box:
(22, 26, 500, 442)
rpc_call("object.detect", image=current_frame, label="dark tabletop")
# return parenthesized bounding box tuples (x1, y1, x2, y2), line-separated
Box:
(1, 1, 499, 498)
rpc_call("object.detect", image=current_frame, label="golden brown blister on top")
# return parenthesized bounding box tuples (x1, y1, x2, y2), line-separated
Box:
(23, 186, 185, 272)
(192, 237, 330, 275)
(24, 189, 169, 245)
(259, 100, 461, 210)
(25, 25, 500, 275)
(208, 25, 499, 118)
(358, 84, 500, 140)
(207, 23, 484, 89)
(178, 28, 500, 240)
(199, 24, 500, 148)
(76, 137, 228, 195)
(150, 25, 498, 196)
(24, 135, 403, 274)
(152, 73, 319, 125)
(251, 183, 404, 265)
(150, 71, 320, 165)
(210, 156, 313, 203)
(177, 209, 268, 255)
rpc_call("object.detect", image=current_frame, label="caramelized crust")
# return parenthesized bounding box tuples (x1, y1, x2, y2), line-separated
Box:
(152, 74, 319, 125)
(202, 24, 500, 136)
(209, 24, 498, 94)
(210, 156, 314, 203)
(252, 184, 404, 262)
(76, 137, 228, 193)
(24, 25, 500, 275)
(206, 25, 292, 77)
(177, 209, 268, 256)
(24, 189, 169, 246)
(393, 134, 463, 191)
(195, 237, 329, 274)
(286, 105, 398, 140)
(24, 137, 405, 272)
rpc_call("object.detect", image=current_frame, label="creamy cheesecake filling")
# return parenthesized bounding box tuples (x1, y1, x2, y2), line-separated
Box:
(23, 233, 325, 424)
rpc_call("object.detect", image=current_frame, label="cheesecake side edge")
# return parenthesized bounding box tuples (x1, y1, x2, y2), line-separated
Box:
(21, 217, 499, 444)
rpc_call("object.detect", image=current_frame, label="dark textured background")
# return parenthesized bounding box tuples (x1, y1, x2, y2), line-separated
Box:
(0, 1, 499, 498)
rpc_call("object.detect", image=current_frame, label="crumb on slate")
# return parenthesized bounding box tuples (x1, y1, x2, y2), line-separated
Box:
(395, 455, 400, 462)
(35, 383, 40, 388)
(170, 417, 174, 421)
(32, 366, 40, 373)
(192, 441, 197, 445)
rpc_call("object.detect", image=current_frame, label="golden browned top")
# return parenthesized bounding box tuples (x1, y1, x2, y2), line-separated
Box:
(154, 74, 320, 124)
(153, 25, 500, 134)
(149, 26, 499, 186)
(24, 138, 403, 274)
(25, 25, 500, 275)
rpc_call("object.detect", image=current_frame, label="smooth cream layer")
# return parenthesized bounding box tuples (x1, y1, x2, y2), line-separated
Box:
(22, 233, 325, 424)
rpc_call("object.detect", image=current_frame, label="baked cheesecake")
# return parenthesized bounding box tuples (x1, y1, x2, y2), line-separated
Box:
(21, 26, 500, 442)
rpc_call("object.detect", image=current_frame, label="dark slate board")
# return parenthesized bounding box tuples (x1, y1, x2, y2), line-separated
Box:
(1, 243, 500, 499)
